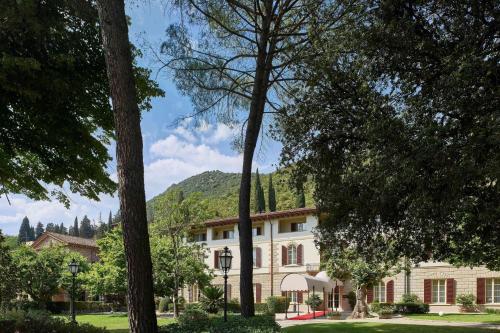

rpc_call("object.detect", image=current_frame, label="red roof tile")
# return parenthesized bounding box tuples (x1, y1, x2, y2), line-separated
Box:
(204, 207, 317, 227)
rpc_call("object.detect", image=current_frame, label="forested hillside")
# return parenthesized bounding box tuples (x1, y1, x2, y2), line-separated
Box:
(146, 170, 314, 221)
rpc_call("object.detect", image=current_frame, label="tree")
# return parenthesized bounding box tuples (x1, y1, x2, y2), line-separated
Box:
(96, 0, 158, 330)
(254, 170, 265, 213)
(59, 223, 67, 235)
(60, 252, 90, 300)
(0, 0, 162, 206)
(151, 190, 210, 317)
(71, 217, 79, 237)
(277, 0, 500, 270)
(268, 173, 276, 212)
(160, 0, 352, 316)
(18, 216, 33, 244)
(107, 211, 113, 230)
(12, 245, 67, 306)
(35, 222, 44, 239)
(53, 224, 61, 234)
(45, 223, 55, 233)
(0, 230, 18, 312)
(96, 222, 108, 239)
(79, 215, 94, 239)
(83, 228, 127, 302)
(295, 183, 306, 208)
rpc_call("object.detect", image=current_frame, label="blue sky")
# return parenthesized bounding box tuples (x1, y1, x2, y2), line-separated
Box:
(0, 1, 281, 235)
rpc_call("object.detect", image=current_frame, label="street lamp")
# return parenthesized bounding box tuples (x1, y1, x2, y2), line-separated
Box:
(68, 259, 80, 324)
(219, 246, 232, 322)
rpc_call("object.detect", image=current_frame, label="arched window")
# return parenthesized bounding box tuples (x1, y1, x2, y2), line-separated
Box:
(287, 244, 297, 265)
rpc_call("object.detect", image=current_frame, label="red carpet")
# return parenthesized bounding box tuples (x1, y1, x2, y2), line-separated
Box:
(288, 311, 327, 320)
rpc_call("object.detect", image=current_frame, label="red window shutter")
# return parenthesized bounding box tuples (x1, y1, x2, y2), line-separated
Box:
(214, 250, 220, 269)
(297, 244, 303, 265)
(298, 291, 303, 303)
(366, 286, 374, 304)
(424, 279, 432, 304)
(339, 286, 344, 304)
(282, 291, 286, 297)
(477, 278, 486, 304)
(446, 278, 455, 304)
(255, 283, 262, 303)
(256, 247, 262, 268)
(282, 246, 288, 266)
(387, 280, 394, 304)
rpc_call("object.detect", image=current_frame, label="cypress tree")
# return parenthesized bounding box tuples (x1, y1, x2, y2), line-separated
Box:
(268, 173, 276, 212)
(254, 169, 266, 213)
(17, 216, 31, 244)
(59, 223, 67, 235)
(53, 224, 60, 234)
(45, 223, 55, 232)
(296, 184, 306, 208)
(35, 222, 44, 239)
(108, 211, 113, 229)
(73, 217, 79, 237)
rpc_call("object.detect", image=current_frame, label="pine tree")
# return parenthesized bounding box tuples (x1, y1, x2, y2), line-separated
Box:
(296, 184, 306, 208)
(73, 217, 79, 237)
(268, 174, 277, 212)
(254, 170, 266, 213)
(80, 215, 94, 238)
(17, 217, 31, 244)
(35, 222, 44, 239)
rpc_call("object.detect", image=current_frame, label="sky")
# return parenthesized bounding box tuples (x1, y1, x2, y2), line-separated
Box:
(0, 1, 282, 236)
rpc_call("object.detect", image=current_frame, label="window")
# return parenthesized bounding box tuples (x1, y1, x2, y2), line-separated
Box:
(253, 248, 257, 267)
(290, 291, 298, 303)
(252, 226, 262, 236)
(432, 279, 446, 303)
(222, 230, 234, 239)
(374, 282, 386, 302)
(291, 222, 305, 232)
(287, 245, 297, 265)
(193, 233, 207, 242)
(486, 278, 500, 304)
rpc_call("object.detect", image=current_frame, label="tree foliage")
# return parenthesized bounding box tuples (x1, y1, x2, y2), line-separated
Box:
(0, 230, 18, 311)
(18, 217, 34, 244)
(268, 173, 277, 212)
(254, 169, 266, 213)
(0, 0, 163, 206)
(277, 0, 500, 270)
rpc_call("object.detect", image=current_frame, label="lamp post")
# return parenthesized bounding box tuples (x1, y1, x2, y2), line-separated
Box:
(219, 246, 232, 322)
(68, 259, 80, 324)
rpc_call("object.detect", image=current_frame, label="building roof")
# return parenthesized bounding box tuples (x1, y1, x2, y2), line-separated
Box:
(204, 207, 317, 227)
(31, 232, 98, 249)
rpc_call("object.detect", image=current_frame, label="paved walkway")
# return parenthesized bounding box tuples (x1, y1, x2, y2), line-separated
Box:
(278, 317, 500, 330)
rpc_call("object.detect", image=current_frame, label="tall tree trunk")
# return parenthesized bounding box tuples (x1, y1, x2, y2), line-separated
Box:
(96, 1, 157, 332)
(239, 2, 275, 318)
(349, 285, 369, 319)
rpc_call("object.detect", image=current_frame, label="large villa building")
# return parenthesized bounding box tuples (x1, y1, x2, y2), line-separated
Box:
(185, 207, 500, 313)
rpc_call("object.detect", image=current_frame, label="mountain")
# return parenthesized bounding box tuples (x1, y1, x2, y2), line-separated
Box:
(146, 170, 314, 221)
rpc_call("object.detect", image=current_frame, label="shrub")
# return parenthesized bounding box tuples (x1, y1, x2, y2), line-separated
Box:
(347, 291, 356, 309)
(200, 286, 224, 314)
(45, 301, 117, 314)
(457, 294, 476, 311)
(401, 294, 421, 303)
(0, 309, 106, 333)
(394, 302, 430, 314)
(158, 298, 169, 313)
(266, 296, 289, 314)
(159, 314, 280, 333)
(486, 308, 500, 314)
(370, 302, 394, 314)
(254, 303, 269, 313)
(305, 294, 322, 311)
(177, 307, 210, 332)
(227, 299, 241, 313)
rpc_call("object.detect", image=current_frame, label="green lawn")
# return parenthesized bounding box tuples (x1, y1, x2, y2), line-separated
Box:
(405, 313, 500, 324)
(59, 314, 174, 332)
(282, 322, 498, 333)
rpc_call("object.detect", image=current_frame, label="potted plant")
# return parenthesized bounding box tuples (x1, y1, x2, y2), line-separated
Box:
(457, 294, 477, 313)
(327, 310, 342, 320)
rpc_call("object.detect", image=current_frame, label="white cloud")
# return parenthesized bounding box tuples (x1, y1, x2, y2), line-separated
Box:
(203, 123, 239, 144)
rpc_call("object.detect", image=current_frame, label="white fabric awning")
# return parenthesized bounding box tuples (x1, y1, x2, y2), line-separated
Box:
(280, 271, 343, 292)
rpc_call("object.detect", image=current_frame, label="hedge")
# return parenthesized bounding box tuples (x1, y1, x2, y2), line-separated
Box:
(394, 302, 430, 314)
(159, 314, 280, 333)
(46, 301, 125, 314)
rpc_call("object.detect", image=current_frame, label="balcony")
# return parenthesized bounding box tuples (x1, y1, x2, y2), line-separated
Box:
(306, 263, 320, 273)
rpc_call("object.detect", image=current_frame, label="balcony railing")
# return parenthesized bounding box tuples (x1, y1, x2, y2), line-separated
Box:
(306, 263, 320, 272)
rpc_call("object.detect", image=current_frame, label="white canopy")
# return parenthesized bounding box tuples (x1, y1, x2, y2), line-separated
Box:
(280, 271, 343, 292)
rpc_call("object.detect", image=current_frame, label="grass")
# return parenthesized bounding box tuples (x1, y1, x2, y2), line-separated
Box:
(58, 314, 174, 332)
(405, 313, 500, 324)
(282, 322, 498, 333)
